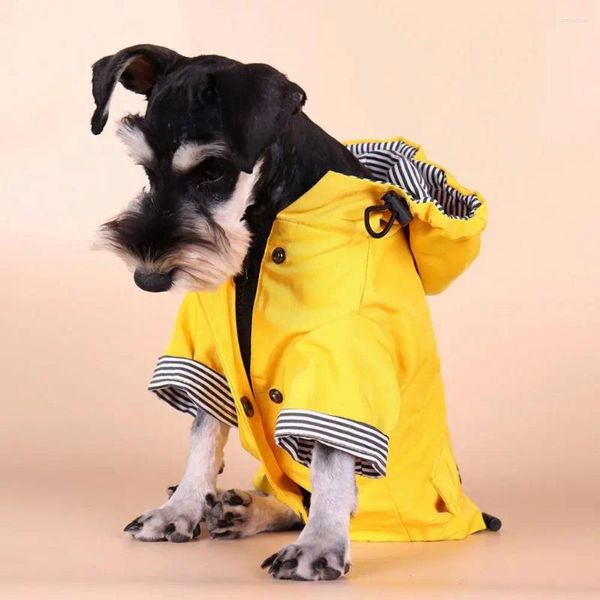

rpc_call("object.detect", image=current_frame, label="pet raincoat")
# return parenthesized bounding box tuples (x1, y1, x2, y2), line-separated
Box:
(148, 135, 489, 542)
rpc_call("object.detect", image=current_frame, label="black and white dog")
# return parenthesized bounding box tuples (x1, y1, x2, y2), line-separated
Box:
(91, 44, 374, 581)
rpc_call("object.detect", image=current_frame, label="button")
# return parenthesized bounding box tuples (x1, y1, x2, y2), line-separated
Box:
(268, 388, 283, 404)
(240, 396, 254, 417)
(272, 247, 286, 264)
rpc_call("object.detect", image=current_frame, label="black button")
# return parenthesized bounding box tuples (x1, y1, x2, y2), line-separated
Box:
(272, 247, 286, 264)
(240, 396, 254, 417)
(268, 388, 283, 404)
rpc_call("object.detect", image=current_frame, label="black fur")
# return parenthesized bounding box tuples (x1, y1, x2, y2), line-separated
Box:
(91, 45, 373, 374)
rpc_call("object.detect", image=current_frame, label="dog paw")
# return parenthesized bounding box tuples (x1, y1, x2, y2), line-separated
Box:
(261, 541, 350, 581)
(124, 505, 202, 543)
(205, 489, 253, 540)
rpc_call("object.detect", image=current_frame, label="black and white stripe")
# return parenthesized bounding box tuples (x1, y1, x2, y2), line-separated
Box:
(148, 355, 237, 427)
(346, 140, 482, 220)
(274, 409, 389, 478)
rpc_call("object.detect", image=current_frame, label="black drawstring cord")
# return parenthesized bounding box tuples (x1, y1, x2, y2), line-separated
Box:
(364, 190, 413, 238)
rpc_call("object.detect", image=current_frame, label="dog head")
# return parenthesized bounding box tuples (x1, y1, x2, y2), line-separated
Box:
(91, 44, 306, 292)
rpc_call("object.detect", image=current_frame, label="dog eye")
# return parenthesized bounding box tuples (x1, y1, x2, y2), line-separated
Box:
(195, 157, 230, 183)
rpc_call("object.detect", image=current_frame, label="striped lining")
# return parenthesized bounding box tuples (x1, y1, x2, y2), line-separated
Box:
(346, 140, 481, 220)
(148, 355, 237, 427)
(274, 409, 389, 478)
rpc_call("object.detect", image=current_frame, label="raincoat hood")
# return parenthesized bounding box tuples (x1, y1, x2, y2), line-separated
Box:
(344, 136, 487, 294)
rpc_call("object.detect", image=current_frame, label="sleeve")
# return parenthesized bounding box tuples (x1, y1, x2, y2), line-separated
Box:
(147, 293, 237, 427)
(273, 315, 401, 478)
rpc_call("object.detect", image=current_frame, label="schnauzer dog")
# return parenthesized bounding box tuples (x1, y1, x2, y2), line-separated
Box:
(91, 44, 372, 581)
(90, 43, 499, 582)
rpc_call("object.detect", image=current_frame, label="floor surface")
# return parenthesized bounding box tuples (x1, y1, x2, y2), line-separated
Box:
(2, 457, 598, 599)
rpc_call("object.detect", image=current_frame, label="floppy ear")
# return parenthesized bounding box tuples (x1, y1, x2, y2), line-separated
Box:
(90, 44, 184, 135)
(211, 64, 306, 173)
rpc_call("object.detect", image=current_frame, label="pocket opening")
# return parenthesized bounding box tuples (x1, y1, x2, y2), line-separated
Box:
(428, 442, 461, 517)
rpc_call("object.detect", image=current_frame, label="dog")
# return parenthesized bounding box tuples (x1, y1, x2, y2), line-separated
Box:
(90, 44, 499, 582)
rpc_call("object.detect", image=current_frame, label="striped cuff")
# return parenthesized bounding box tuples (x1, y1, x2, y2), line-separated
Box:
(148, 356, 237, 427)
(274, 409, 389, 478)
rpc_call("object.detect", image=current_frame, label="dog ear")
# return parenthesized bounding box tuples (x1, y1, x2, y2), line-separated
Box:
(91, 44, 184, 135)
(210, 64, 306, 173)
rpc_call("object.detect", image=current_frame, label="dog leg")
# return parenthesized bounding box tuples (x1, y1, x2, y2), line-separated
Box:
(261, 443, 356, 580)
(124, 410, 228, 542)
(204, 489, 302, 539)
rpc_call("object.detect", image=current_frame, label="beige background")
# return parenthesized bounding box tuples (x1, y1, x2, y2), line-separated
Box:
(1, 0, 599, 597)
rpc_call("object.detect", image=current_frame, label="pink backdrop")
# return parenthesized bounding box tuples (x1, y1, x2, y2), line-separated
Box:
(1, 1, 598, 597)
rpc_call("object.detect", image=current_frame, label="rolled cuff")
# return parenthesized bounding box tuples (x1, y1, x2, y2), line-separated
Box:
(148, 355, 237, 427)
(274, 409, 389, 478)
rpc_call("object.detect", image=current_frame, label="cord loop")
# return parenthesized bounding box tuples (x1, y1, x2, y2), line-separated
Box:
(364, 190, 413, 238)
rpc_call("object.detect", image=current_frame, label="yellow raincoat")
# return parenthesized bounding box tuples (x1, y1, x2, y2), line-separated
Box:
(149, 136, 489, 542)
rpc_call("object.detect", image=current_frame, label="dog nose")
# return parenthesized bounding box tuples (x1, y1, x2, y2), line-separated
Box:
(133, 268, 173, 292)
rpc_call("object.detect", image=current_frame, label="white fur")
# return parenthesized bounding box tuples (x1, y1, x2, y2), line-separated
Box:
(116, 121, 154, 166)
(172, 141, 228, 173)
(170, 159, 263, 291)
(126, 411, 229, 542)
(266, 443, 357, 580)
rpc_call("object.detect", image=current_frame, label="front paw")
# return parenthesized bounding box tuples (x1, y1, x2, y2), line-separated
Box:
(261, 541, 350, 581)
(124, 504, 202, 543)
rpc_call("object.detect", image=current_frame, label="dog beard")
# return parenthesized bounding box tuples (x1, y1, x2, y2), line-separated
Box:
(93, 161, 262, 292)
(93, 203, 251, 292)
(170, 217, 252, 291)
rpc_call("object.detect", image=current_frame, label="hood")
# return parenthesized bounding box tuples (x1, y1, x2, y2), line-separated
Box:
(345, 136, 488, 294)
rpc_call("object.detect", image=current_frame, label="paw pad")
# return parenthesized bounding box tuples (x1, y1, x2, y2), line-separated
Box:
(205, 489, 253, 540)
